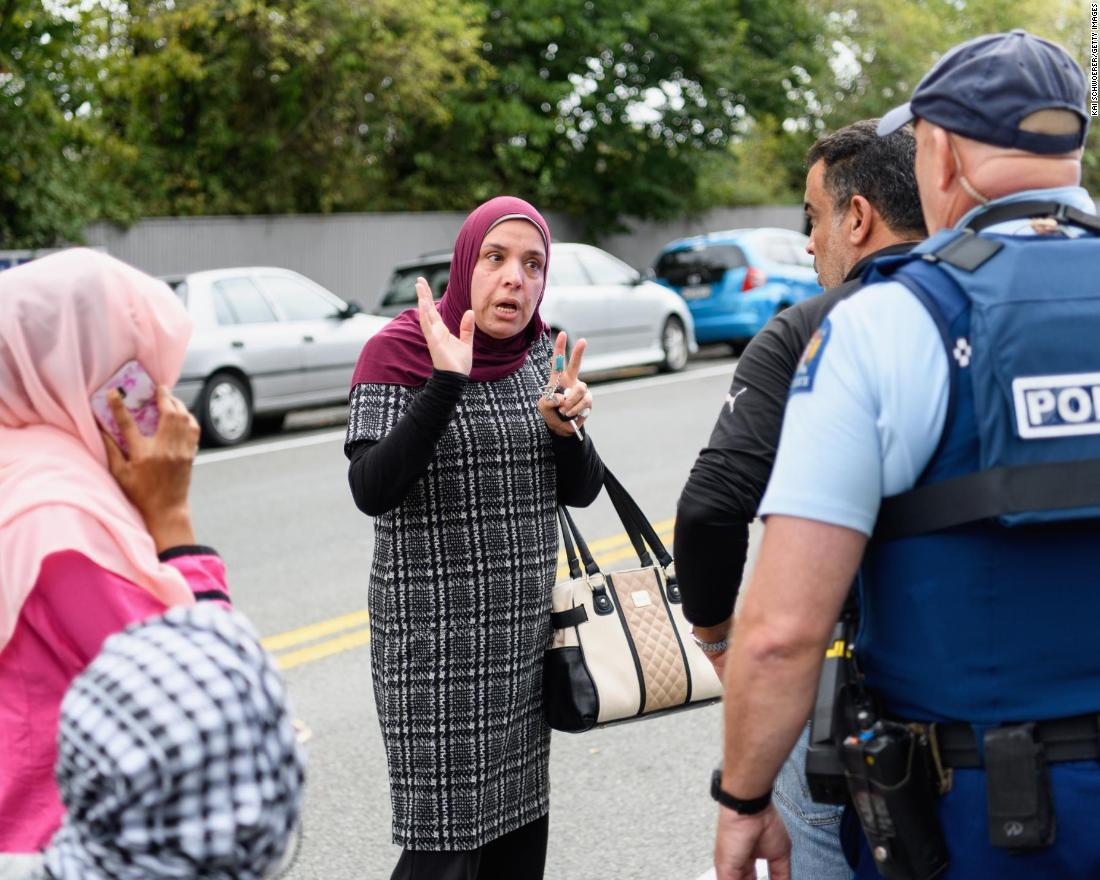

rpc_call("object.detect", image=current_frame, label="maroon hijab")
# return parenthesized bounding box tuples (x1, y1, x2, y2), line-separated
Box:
(352, 197, 551, 387)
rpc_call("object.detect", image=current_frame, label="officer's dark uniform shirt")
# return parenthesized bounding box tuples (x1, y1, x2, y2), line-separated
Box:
(674, 243, 916, 627)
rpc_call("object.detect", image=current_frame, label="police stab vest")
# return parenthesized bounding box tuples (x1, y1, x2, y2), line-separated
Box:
(864, 201, 1100, 539)
(854, 201, 1100, 723)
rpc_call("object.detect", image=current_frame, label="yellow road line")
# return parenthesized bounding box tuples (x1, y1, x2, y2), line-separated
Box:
(276, 629, 373, 670)
(261, 609, 371, 653)
(555, 526, 675, 579)
(555, 516, 675, 561)
(267, 521, 676, 671)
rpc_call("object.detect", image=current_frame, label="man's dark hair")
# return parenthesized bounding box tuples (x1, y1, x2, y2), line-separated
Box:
(806, 120, 927, 237)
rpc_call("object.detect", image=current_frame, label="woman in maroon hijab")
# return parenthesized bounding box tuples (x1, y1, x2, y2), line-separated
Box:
(346, 197, 604, 880)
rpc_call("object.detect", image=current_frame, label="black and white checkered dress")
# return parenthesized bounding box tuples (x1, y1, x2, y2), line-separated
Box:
(348, 337, 558, 850)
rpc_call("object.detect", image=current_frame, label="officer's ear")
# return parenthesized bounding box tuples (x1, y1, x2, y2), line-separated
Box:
(930, 125, 957, 195)
(847, 195, 874, 247)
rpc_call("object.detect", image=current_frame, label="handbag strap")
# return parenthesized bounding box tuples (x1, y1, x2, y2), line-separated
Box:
(558, 505, 601, 577)
(603, 468, 673, 570)
(556, 507, 583, 580)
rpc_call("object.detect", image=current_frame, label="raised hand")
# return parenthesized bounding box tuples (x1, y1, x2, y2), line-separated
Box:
(101, 385, 200, 553)
(538, 330, 593, 438)
(417, 277, 474, 376)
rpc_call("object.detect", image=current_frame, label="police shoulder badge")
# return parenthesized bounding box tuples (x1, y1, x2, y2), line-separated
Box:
(791, 318, 832, 395)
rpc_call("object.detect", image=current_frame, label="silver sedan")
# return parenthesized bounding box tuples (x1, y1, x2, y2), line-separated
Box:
(161, 267, 389, 446)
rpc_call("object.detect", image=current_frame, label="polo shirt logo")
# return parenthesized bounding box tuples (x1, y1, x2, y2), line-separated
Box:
(790, 318, 831, 395)
(1012, 372, 1100, 438)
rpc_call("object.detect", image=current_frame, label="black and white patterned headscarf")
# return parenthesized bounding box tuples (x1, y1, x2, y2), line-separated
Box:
(44, 604, 305, 880)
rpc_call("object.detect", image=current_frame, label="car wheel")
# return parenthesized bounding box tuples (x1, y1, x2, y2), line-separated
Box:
(658, 316, 689, 373)
(198, 372, 252, 447)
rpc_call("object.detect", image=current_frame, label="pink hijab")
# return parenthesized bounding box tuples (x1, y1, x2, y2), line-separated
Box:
(352, 196, 551, 387)
(0, 249, 196, 650)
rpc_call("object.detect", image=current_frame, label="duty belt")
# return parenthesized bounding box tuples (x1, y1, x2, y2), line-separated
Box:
(912, 712, 1100, 769)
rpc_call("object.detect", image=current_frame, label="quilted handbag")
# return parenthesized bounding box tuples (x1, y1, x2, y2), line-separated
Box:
(543, 469, 722, 732)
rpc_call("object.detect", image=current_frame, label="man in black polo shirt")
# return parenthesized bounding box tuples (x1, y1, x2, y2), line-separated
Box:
(674, 119, 926, 879)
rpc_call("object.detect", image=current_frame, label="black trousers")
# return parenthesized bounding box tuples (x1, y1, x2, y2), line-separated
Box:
(390, 814, 549, 880)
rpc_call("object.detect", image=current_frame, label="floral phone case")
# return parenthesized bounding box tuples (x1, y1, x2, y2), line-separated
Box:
(90, 360, 159, 455)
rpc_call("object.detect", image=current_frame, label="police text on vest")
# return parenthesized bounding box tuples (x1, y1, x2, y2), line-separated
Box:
(1012, 373, 1100, 439)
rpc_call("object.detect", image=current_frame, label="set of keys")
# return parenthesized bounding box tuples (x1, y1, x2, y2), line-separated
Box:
(542, 353, 585, 440)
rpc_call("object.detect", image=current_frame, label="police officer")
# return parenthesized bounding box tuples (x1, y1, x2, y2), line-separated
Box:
(710, 31, 1097, 880)
(675, 119, 925, 880)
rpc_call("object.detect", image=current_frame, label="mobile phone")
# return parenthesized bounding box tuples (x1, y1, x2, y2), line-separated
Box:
(90, 360, 159, 455)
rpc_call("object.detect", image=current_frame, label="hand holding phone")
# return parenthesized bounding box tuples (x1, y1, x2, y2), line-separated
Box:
(97, 378, 201, 552)
(90, 360, 160, 457)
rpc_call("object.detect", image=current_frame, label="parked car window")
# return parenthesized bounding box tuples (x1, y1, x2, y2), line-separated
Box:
(578, 249, 638, 286)
(759, 239, 793, 266)
(760, 237, 813, 268)
(548, 251, 590, 287)
(382, 262, 450, 309)
(212, 277, 277, 324)
(259, 275, 342, 321)
(654, 245, 747, 285)
(211, 288, 237, 325)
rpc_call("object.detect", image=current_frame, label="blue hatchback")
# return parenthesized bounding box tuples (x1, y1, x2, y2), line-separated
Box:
(653, 228, 821, 347)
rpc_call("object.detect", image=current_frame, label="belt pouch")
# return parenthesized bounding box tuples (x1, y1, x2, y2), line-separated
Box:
(983, 723, 1055, 849)
(841, 722, 948, 880)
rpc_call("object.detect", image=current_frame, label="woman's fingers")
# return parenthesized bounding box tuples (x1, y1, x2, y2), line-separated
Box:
(107, 389, 142, 453)
(101, 429, 127, 475)
(558, 382, 592, 419)
(564, 338, 587, 382)
(458, 310, 475, 347)
(416, 277, 438, 336)
(152, 386, 199, 456)
(553, 331, 567, 361)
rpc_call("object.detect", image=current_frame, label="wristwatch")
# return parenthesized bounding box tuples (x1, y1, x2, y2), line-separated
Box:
(710, 768, 772, 815)
(690, 629, 728, 655)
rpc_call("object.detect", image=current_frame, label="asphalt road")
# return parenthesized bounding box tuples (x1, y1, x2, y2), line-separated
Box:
(188, 352, 751, 880)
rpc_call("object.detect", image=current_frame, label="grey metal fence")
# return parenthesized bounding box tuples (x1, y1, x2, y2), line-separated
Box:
(84, 206, 807, 310)
(19, 198, 1100, 304)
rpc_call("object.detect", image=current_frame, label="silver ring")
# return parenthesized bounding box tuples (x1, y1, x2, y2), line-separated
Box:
(579, 408, 591, 419)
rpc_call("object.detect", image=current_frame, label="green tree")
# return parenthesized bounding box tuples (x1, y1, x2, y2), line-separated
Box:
(87, 0, 486, 217)
(381, 0, 828, 234)
(810, 0, 1098, 192)
(0, 0, 106, 247)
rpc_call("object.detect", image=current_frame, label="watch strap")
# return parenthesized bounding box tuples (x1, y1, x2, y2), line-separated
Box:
(710, 768, 771, 815)
(691, 631, 728, 655)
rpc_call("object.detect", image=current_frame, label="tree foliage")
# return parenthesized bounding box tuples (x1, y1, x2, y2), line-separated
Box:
(87, 0, 486, 216)
(382, 0, 826, 233)
(0, 0, 105, 246)
(1, 0, 1096, 247)
(811, 0, 1098, 193)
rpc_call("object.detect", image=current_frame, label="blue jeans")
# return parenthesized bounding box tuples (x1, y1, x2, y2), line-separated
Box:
(772, 725, 853, 880)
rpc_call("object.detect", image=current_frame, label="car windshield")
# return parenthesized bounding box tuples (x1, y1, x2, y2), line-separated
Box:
(654, 245, 746, 286)
(382, 262, 450, 308)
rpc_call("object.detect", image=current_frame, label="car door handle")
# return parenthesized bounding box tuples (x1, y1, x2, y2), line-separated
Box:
(302, 335, 315, 343)
(230, 340, 244, 349)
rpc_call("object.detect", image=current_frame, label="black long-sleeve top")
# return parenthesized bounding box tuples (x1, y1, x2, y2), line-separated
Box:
(673, 244, 918, 626)
(347, 370, 604, 516)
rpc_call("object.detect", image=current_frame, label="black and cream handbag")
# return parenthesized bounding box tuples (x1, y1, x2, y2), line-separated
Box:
(543, 470, 722, 732)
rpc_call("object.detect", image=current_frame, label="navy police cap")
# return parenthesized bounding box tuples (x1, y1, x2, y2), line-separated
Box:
(877, 30, 1088, 154)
